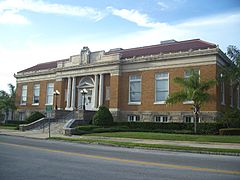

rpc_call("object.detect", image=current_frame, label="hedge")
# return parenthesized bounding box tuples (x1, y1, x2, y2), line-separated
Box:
(219, 128, 240, 135)
(74, 122, 226, 135)
(113, 122, 226, 134)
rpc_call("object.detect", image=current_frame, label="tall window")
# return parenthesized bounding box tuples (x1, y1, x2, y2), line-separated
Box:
(33, 84, 40, 104)
(46, 83, 54, 105)
(21, 85, 27, 105)
(184, 69, 199, 79)
(105, 86, 110, 101)
(155, 72, 169, 103)
(183, 69, 200, 104)
(230, 80, 233, 107)
(129, 75, 141, 103)
(220, 80, 225, 105)
(238, 86, 240, 109)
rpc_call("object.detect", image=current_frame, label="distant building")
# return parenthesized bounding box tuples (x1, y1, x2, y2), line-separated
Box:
(14, 39, 238, 123)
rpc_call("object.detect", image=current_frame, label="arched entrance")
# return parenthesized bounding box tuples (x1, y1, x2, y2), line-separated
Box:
(77, 76, 95, 110)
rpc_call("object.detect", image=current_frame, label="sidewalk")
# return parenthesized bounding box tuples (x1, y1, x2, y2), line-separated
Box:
(1, 128, 240, 151)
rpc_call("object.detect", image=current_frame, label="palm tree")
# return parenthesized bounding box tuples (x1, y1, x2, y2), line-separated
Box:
(166, 70, 216, 134)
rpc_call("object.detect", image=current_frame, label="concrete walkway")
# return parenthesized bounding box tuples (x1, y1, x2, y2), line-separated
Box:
(1, 128, 240, 151)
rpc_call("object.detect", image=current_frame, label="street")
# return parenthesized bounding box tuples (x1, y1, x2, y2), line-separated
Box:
(0, 135, 240, 180)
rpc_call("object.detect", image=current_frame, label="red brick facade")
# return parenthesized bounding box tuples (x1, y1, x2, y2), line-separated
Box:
(15, 39, 237, 122)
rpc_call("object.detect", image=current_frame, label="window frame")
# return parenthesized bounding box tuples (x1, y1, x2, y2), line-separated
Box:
(127, 115, 140, 122)
(238, 85, 240, 109)
(230, 80, 233, 107)
(154, 72, 169, 104)
(183, 69, 200, 104)
(184, 116, 194, 123)
(32, 84, 40, 105)
(220, 80, 225, 105)
(20, 85, 27, 105)
(46, 83, 54, 105)
(155, 115, 168, 123)
(128, 75, 142, 105)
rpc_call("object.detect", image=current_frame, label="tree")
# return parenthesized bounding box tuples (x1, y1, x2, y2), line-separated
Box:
(166, 70, 216, 134)
(0, 84, 16, 122)
(93, 106, 113, 126)
(224, 45, 240, 86)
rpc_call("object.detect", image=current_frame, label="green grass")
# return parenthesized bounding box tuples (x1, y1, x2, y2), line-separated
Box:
(0, 124, 18, 130)
(50, 137, 240, 154)
(85, 132, 240, 144)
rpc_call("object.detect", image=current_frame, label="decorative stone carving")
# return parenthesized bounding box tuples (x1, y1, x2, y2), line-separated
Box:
(81, 46, 91, 64)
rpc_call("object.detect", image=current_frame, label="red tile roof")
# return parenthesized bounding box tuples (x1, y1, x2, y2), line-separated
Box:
(107, 39, 216, 59)
(18, 59, 66, 73)
(18, 39, 216, 73)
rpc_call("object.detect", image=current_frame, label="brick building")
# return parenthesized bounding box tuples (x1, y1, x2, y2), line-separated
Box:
(14, 39, 239, 122)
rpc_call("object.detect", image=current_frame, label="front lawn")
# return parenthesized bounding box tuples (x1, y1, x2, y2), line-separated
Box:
(86, 132, 240, 144)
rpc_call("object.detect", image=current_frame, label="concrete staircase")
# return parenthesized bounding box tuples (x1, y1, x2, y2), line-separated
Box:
(20, 110, 97, 135)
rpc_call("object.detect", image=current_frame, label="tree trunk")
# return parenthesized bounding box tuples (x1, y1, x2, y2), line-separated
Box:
(194, 114, 197, 134)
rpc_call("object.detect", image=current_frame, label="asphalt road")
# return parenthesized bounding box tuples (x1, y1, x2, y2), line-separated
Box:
(0, 135, 240, 180)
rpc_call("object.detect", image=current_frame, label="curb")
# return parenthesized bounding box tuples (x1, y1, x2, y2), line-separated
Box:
(49, 137, 240, 157)
(1, 133, 240, 157)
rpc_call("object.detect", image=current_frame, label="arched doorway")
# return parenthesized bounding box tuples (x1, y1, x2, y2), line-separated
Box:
(77, 76, 95, 110)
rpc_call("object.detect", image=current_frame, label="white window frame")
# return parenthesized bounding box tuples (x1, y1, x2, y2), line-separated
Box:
(128, 115, 140, 122)
(20, 85, 27, 105)
(220, 80, 225, 105)
(46, 83, 54, 105)
(32, 84, 40, 105)
(184, 116, 194, 123)
(129, 75, 141, 105)
(230, 80, 233, 107)
(154, 72, 169, 104)
(183, 69, 200, 104)
(238, 85, 240, 109)
(105, 86, 110, 101)
(155, 115, 168, 123)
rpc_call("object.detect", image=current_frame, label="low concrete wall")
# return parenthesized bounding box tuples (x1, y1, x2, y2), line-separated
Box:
(19, 118, 56, 131)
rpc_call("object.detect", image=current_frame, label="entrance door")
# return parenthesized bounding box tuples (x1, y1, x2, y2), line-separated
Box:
(84, 89, 93, 110)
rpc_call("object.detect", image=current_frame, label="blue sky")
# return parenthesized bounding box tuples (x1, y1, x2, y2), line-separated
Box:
(0, 0, 240, 92)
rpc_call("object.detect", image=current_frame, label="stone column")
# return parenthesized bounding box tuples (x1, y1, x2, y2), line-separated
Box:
(66, 77, 71, 109)
(99, 74, 104, 106)
(94, 74, 99, 108)
(70, 77, 76, 110)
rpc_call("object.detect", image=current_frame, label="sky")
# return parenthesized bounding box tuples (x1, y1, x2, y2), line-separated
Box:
(0, 0, 240, 93)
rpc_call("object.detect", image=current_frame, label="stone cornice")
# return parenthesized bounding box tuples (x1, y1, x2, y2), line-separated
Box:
(120, 48, 218, 64)
(15, 47, 220, 81)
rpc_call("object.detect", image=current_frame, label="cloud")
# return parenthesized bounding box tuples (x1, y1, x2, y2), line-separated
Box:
(0, 0, 105, 24)
(108, 7, 163, 28)
(0, 10, 30, 24)
(157, 1, 169, 11)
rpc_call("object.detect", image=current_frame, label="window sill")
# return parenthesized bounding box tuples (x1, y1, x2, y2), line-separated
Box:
(32, 103, 39, 106)
(20, 103, 26, 106)
(128, 102, 141, 105)
(154, 101, 166, 105)
(221, 102, 226, 106)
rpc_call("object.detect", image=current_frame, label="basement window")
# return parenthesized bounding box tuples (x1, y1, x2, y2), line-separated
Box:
(155, 115, 168, 123)
(128, 115, 140, 122)
(184, 116, 200, 123)
(184, 116, 194, 123)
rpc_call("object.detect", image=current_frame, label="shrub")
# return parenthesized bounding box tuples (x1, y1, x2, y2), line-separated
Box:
(113, 122, 225, 135)
(92, 106, 113, 126)
(25, 111, 45, 123)
(219, 128, 240, 135)
(218, 108, 240, 128)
